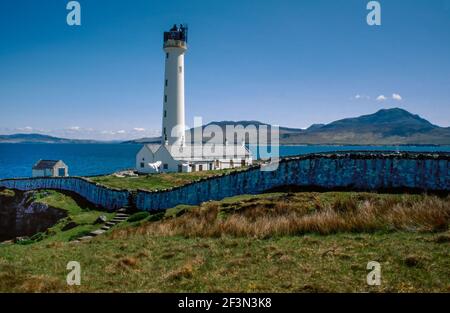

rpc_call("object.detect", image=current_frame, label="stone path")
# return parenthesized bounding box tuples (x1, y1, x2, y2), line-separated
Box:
(73, 208, 131, 243)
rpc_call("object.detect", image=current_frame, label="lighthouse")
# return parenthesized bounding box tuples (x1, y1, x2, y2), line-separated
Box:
(162, 24, 188, 146)
(135, 24, 253, 174)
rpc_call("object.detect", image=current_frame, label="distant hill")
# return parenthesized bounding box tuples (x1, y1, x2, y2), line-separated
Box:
(124, 108, 450, 145)
(121, 120, 304, 145)
(122, 136, 162, 144)
(0, 134, 101, 144)
(281, 108, 450, 145)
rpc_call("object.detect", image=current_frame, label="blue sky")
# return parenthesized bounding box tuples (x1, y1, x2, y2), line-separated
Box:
(0, 0, 449, 140)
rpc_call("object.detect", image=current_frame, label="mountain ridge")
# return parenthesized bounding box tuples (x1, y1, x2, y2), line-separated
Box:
(2, 108, 450, 145)
(124, 108, 450, 145)
(0, 133, 107, 144)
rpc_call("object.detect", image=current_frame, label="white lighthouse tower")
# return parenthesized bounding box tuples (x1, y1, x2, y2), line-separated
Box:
(162, 24, 188, 146)
(135, 24, 253, 174)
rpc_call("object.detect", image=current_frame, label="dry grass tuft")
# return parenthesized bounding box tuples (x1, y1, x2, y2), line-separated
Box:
(434, 234, 450, 243)
(111, 192, 450, 239)
(19, 275, 64, 293)
(164, 257, 204, 281)
(403, 255, 423, 267)
(165, 264, 194, 281)
(119, 257, 138, 267)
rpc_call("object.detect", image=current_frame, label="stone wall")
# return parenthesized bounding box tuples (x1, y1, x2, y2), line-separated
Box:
(135, 153, 449, 211)
(0, 177, 129, 211)
(1, 153, 448, 212)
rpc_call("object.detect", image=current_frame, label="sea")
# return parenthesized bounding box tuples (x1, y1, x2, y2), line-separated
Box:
(0, 143, 449, 179)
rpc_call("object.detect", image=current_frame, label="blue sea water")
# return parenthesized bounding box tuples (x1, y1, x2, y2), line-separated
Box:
(0, 143, 449, 179)
(0, 144, 141, 179)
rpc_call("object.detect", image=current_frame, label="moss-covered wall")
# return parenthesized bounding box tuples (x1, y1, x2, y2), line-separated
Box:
(0, 177, 129, 211)
(135, 153, 449, 211)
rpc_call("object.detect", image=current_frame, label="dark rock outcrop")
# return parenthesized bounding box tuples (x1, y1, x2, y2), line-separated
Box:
(94, 215, 107, 224)
(0, 190, 66, 241)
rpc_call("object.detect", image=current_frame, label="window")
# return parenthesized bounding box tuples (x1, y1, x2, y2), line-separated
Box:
(166, 52, 169, 59)
(163, 127, 166, 135)
(140, 162, 144, 168)
(165, 79, 168, 87)
(164, 110, 167, 118)
(178, 66, 182, 73)
(164, 95, 167, 102)
(163, 164, 168, 170)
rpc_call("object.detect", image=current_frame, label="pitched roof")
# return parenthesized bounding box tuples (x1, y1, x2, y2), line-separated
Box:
(32, 160, 63, 170)
(145, 144, 162, 154)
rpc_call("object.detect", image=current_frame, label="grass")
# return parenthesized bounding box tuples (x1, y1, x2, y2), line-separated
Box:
(0, 232, 448, 292)
(127, 212, 150, 223)
(17, 190, 114, 243)
(87, 168, 245, 191)
(116, 192, 450, 238)
(0, 191, 448, 292)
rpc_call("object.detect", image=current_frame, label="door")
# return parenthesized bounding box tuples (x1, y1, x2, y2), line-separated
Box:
(58, 168, 66, 177)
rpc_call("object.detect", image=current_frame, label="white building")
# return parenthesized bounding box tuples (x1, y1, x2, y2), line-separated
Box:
(137, 143, 252, 173)
(136, 24, 253, 173)
(32, 160, 68, 178)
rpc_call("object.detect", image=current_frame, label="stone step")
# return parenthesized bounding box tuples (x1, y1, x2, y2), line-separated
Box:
(111, 217, 128, 224)
(115, 213, 130, 218)
(101, 225, 111, 231)
(79, 236, 93, 241)
(117, 208, 128, 213)
(90, 229, 106, 236)
(105, 221, 116, 227)
(111, 218, 128, 222)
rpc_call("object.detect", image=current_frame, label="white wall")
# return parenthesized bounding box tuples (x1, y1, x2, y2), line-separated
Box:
(154, 146, 182, 173)
(136, 146, 157, 173)
(32, 169, 45, 177)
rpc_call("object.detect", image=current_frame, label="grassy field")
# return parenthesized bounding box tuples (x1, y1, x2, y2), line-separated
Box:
(87, 169, 244, 191)
(0, 191, 449, 292)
